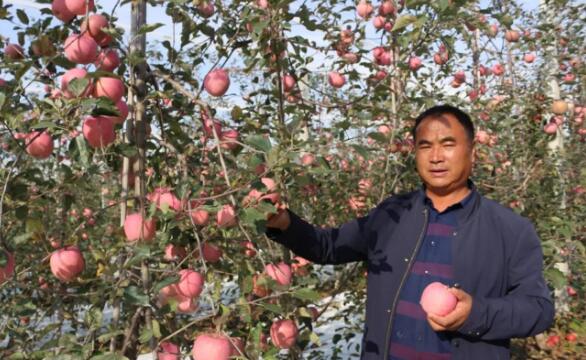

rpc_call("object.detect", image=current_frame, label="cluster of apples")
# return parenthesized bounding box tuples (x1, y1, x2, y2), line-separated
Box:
(157, 317, 298, 359)
(9, 0, 127, 160)
(356, 0, 397, 32)
(157, 263, 303, 359)
(121, 185, 255, 247)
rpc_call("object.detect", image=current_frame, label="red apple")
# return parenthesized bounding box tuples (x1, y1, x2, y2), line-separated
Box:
(175, 294, 199, 313)
(216, 204, 236, 228)
(52, 0, 75, 22)
(164, 244, 187, 262)
(220, 129, 239, 150)
(373, 16, 385, 29)
(505, 29, 520, 42)
(265, 262, 292, 286)
(94, 77, 125, 103)
(176, 269, 204, 298)
(107, 100, 129, 125)
(545, 334, 560, 347)
(565, 332, 577, 342)
(61, 68, 93, 98)
(492, 63, 505, 76)
(50, 246, 85, 282)
(356, 0, 373, 19)
(420, 282, 458, 316)
(124, 213, 156, 242)
(201, 243, 222, 263)
(328, 71, 345, 88)
(82, 116, 116, 148)
(408, 56, 422, 71)
(4, 44, 24, 60)
(204, 68, 230, 97)
(64, 0, 94, 15)
(81, 14, 111, 45)
(157, 341, 180, 360)
(378, 1, 395, 16)
(192, 333, 232, 360)
(64, 34, 98, 64)
(198, 2, 215, 17)
(25, 131, 53, 159)
(147, 187, 182, 212)
(95, 49, 120, 72)
(282, 74, 296, 92)
(0, 251, 15, 284)
(270, 319, 298, 349)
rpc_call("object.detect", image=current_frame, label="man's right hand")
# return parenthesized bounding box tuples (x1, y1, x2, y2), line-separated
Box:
(266, 206, 290, 231)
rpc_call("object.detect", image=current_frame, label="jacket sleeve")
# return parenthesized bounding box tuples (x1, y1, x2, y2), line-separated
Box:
(457, 222, 555, 340)
(265, 209, 372, 265)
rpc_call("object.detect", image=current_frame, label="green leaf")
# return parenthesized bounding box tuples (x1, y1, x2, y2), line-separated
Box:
(31, 121, 57, 130)
(213, 304, 232, 328)
(68, 77, 90, 97)
(127, 245, 152, 267)
(245, 135, 272, 152)
(544, 268, 566, 289)
(84, 307, 103, 330)
(367, 132, 388, 143)
(392, 15, 417, 32)
(96, 330, 125, 344)
(118, 143, 138, 158)
(123, 286, 150, 306)
(16, 9, 28, 24)
(90, 355, 129, 360)
(138, 23, 164, 35)
(152, 275, 180, 294)
(0, 93, 5, 109)
(309, 331, 321, 345)
(75, 136, 90, 168)
(152, 319, 161, 338)
(259, 302, 282, 314)
(351, 144, 370, 160)
(241, 207, 266, 223)
(139, 328, 153, 344)
(291, 288, 320, 301)
(12, 232, 32, 245)
(26, 218, 43, 234)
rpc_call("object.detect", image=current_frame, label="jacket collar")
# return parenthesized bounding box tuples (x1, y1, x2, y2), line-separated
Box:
(416, 179, 481, 224)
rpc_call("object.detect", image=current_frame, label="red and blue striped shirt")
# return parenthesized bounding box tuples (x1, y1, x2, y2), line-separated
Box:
(389, 191, 474, 360)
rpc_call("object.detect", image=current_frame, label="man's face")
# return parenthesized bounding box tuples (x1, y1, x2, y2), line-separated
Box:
(414, 113, 475, 196)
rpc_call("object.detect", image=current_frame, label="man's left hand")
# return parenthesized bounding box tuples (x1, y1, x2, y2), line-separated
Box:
(427, 287, 473, 332)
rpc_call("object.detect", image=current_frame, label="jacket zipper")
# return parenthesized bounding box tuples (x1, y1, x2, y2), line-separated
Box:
(382, 207, 429, 360)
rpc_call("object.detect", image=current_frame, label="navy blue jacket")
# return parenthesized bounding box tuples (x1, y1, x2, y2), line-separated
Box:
(268, 185, 555, 359)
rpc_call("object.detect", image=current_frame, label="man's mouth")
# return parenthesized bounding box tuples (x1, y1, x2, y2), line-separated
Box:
(430, 169, 448, 176)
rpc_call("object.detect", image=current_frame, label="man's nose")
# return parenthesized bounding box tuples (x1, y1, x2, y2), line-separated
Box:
(430, 147, 444, 163)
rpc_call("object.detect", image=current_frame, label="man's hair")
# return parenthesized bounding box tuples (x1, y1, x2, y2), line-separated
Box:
(412, 104, 475, 143)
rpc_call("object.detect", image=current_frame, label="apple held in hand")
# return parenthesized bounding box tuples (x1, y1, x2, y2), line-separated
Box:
(420, 282, 458, 316)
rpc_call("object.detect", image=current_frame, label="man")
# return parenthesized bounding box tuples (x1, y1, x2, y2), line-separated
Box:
(265, 105, 554, 359)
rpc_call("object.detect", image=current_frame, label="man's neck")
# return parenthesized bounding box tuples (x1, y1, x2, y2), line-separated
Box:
(425, 186, 471, 213)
